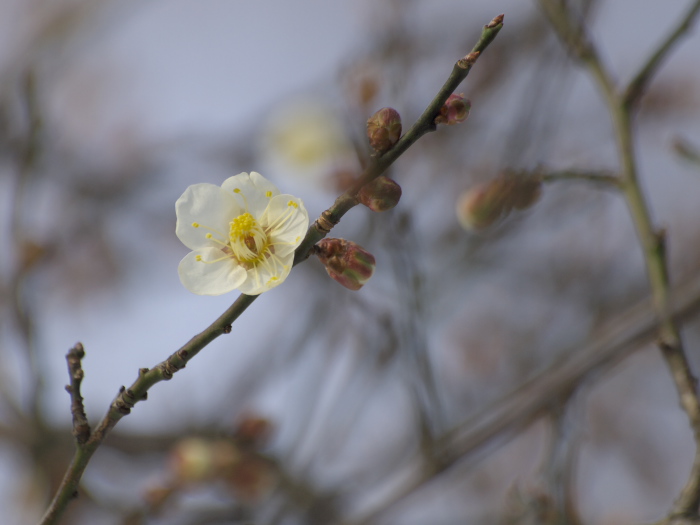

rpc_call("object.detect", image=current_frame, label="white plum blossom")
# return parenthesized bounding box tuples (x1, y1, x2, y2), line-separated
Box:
(176, 172, 309, 296)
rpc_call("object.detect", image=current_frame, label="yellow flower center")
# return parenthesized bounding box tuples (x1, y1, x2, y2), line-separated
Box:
(228, 212, 269, 263)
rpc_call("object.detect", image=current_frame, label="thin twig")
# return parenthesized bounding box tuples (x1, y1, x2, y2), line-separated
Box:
(540, 169, 621, 187)
(64, 343, 90, 445)
(38, 15, 505, 525)
(623, 0, 700, 108)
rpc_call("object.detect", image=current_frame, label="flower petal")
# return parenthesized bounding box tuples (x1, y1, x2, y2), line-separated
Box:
(237, 252, 294, 295)
(178, 248, 247, 296)
(262, 194, 309, 257)
(222, 172, 279, 215)
(176, 184, 241, 250)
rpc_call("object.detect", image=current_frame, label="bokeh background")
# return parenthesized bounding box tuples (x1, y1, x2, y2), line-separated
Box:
(2, 0, 700, 524)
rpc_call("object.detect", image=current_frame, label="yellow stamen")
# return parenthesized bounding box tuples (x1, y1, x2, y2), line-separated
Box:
(229, 212, 269, 262)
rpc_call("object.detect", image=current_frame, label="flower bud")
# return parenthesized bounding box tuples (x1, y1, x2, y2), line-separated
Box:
(233, 415, 272, 450)
(456, 182, 507, 231)
(358, 175, 402, 212)
(315, 238, 376, 291)
(170, 438, 241, 484)
(435, 93, 471, 125)
(225, 456, 277, 503)
(169, 438, 217, 484)
(367, 107, 402, 152)
(456, 176, 542, 231)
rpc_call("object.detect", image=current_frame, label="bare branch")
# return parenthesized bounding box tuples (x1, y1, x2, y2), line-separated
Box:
(64, 343, 90, 445)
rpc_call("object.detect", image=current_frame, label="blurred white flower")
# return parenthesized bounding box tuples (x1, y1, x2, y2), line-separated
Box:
(260, 100, 356, 193)
(176, 172, 309, 296)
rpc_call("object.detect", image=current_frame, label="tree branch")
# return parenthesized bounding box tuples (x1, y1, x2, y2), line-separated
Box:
(38, 14, 505, 525)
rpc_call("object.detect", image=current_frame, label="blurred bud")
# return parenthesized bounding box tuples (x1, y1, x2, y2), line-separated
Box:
(233, 415, 273, 450)
(367, 107, 401, 152)
(328, 167, 358, 193)
(456, 182, 507, 231)
(143, 486, 174, 512)
(456, 176, 541, 231)
(20, 240, 47, 271)
(358, 176, 402, 212)
(225, 456, 277, 503)
(169, 438, 216, 484)
(315, 238, 376, 291)
(435, 94, 471, 125)
(170, 438, 241, 485)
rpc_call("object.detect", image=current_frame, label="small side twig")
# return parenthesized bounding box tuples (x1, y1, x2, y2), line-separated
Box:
(540, 169, 621, 187)
(64, 343, 90, 445)
(623, 0, 700, 108)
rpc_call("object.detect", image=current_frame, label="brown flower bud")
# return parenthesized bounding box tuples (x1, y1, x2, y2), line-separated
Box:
(358, 176, 402, 212)
(315, 238, 376, 291)
(435, 93, 471, 126)
(367, 107, 402, 152)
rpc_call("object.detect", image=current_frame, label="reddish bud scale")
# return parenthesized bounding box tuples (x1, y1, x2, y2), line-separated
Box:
(367, 107, 402, 152)
(358, 175, 402, 212)
(435, 94, 471, 126)
(315, 238, 376, 291)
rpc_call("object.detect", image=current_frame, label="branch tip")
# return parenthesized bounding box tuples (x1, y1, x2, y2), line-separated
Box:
(65, 342, 90, 445)
(487, 14, 504, 28)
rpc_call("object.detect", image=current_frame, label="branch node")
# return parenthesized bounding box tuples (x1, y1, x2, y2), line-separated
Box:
(457, 51, 481, 69)
(223, 324, 232, 334)
(161, 365, 174, 380)
(315, 211, 336, 234)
